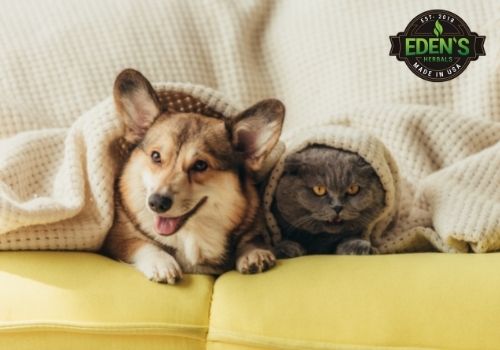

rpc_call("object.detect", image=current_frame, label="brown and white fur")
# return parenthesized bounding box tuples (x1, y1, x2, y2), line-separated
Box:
(103, 69, 285, 284)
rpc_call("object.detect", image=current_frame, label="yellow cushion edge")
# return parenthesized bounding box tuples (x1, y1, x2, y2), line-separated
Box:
(0, 331, 205, 350)
(0, 321, 207, 340)
(208, 329, 447, 350)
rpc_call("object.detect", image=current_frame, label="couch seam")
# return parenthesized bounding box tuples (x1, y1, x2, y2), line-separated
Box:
(206, 276, 218, 350)
(0, 321, 208, 341)
(207, 329, 454, 350)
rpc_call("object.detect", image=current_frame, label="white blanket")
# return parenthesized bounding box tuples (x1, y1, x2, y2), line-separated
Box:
(0, 0, 499, 251)
(264, 107, 500, 253)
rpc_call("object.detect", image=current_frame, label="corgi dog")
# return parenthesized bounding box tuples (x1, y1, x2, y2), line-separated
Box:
(103, 69, 285, 284)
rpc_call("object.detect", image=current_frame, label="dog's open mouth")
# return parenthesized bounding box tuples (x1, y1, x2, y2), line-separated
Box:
(154, 197, 207, 236)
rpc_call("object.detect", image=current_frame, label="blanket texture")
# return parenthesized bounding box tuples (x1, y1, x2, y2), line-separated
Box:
(264, 110, 500, 253)
(0, 0, 499, 252)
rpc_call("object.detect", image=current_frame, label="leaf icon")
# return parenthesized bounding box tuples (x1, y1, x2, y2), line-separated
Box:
(433, 20, 443, 37)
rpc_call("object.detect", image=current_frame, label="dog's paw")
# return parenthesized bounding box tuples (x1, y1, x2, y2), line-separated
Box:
(274, 240, 306, 259)
(134, 249, 183, 284)
(336, 239, 377, 255)
(236, 248, 276, 274)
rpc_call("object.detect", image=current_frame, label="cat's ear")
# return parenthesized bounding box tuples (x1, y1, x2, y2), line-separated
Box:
(114, 69, 161, 144)
(230, 99, 285, 172)
(355, 156, 376, 175)
(283, 153, 303, 175)
(356, 156, 369, 167)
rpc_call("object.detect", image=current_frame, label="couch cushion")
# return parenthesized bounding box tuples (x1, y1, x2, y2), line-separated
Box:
(0, 252, 214, 350)
(208, 253, 500, 350)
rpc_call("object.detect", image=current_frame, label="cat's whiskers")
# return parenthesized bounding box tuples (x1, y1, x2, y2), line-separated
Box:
(289, 215, 316, 233)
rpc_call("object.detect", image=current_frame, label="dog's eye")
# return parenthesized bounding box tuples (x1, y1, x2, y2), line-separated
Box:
(192, 160, 208, 172)
(151, 151, 161, 164)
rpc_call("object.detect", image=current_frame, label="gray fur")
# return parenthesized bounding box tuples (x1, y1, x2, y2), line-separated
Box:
(272, 145, 385, 257)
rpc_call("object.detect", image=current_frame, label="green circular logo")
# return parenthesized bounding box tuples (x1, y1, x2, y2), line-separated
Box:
(389, 10, 486, 82)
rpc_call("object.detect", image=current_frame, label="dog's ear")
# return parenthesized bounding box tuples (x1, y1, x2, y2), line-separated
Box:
(230, 99, 285, 172)
(114, 69, 160, 144)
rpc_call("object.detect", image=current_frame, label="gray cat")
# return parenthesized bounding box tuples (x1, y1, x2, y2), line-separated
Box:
(272, 145, 385, 258)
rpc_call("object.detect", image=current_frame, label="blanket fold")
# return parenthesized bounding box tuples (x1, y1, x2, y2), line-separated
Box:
(263, 105, 500, 253)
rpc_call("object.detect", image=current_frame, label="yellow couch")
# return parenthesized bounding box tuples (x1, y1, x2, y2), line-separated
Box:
(1, 252, 499, 350)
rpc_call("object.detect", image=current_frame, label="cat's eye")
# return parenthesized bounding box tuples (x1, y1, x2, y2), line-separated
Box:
(151, 151, 161, 164)
(346, 183, 360, 195)
(312, 185, 327, 196)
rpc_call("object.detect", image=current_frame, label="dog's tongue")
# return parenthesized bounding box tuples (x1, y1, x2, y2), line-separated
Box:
(154, 216, 181, 236)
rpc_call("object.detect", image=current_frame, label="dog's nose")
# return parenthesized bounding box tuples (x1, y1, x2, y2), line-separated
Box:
(333, 205, 343, 214)
(148, 194, 173, 213)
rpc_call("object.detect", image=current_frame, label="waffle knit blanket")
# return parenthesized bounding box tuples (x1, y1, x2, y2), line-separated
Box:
(0, 0, 499, 251)
(263, 110, 500, 253)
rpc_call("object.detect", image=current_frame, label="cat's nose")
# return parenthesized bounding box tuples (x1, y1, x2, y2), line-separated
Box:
(333, 205, 343, 214)
(148, 194, 173, 213)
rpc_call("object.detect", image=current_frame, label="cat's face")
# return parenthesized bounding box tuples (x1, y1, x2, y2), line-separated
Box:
(274, 146, 385, 235)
